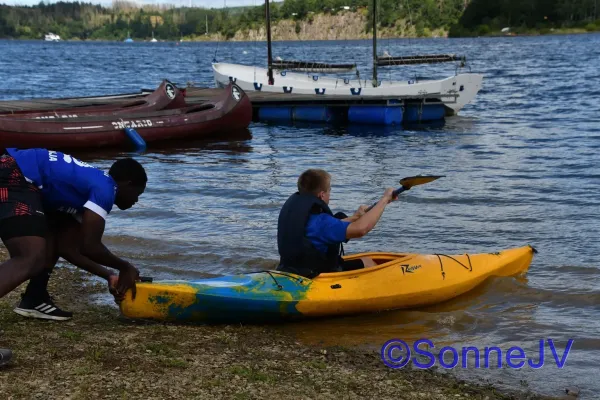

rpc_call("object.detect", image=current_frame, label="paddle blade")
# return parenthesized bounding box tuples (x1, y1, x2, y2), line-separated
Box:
(365, 174, 444, 212)
(399, 175, 445, 189)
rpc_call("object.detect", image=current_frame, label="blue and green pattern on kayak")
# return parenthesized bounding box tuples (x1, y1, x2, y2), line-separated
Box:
(140, 272, 312, 322)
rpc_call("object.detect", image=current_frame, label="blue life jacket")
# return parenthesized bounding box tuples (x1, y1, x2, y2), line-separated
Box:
(276, 192, 343, 278)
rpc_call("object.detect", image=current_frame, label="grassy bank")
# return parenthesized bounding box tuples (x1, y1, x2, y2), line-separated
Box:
(0, 251, 559, 399)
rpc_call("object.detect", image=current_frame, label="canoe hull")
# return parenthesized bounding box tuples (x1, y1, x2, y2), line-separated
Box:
(0, 83, 252, 150)
(0, 80, 186, 119)
(119, 245, 536, 323)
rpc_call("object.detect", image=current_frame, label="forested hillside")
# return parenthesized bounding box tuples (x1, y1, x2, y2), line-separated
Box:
(0, 0, 467, 40)
(450, 0, 600, 36)
(1, 0, 597, 41)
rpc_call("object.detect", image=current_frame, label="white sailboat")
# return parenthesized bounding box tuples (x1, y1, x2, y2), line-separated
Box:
(151, 31, 158, 42)
(212, 0, 483, 117)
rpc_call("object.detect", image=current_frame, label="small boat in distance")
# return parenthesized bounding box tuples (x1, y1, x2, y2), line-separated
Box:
(124, 31, 134, 43)
(44, 33, 61, 42)
(150, 31, 158, 42)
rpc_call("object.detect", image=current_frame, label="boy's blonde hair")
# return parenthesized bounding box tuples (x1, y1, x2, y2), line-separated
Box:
(297, 169, 331, 196)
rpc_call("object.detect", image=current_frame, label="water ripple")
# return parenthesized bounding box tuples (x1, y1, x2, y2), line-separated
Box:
(1, 34, 599, 399)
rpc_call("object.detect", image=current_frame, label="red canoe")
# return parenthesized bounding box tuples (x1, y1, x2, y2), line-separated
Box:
(0, 80, 186, 119)
(0, 83, 251, 150)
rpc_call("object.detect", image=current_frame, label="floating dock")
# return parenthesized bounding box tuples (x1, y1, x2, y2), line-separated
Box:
(0, 85, 455, 126)
(184, 87, 455, 125)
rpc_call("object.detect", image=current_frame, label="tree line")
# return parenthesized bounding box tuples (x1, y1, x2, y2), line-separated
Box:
(1, 0, 596, 41)
(450, 0, 600, 36)
(0, 0, 468, 41)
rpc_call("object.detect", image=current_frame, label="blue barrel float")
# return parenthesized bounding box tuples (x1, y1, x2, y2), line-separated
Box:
(124, 127, 147, 152)
(258, 107, 293, 121)
(258, 106, 341, 123)
(403, 103, 446, 123)
(347, 106, 403, 125)
(293, 106, 337, 122)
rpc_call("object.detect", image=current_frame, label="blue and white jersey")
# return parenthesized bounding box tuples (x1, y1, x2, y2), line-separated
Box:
(6, 148, 117, 219)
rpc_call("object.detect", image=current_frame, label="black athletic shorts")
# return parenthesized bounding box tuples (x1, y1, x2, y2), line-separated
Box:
(0, 151, 47, 242)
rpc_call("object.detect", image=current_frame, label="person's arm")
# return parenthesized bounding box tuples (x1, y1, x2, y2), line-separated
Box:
(341, 205, 369, 223)
(53, 216, 123, 300)
(346, 188, 397, 239)
(59, 249, 124, 302)
(80, 209, 139, 298)
(80, 209, 130, 271)
(51, 213, 114, 280)
(60, 248, 112, 281)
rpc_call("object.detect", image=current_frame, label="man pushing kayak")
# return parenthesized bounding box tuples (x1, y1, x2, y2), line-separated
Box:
(276, 168, 398, 278)
(0, 147, 146, 366)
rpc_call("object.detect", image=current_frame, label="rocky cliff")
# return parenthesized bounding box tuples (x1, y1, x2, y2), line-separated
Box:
(229, 11, 448, 41)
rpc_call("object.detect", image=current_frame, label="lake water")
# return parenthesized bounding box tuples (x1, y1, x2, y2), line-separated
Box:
(1, 34, 599, 398)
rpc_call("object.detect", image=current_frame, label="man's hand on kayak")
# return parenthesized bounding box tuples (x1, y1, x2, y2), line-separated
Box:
(108, 274, 125, 303)
(116, 263, 140, 301)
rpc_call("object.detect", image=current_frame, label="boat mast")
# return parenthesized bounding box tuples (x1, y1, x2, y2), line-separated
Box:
(266, 0, 274, 85)
(371, 0, 377, 87)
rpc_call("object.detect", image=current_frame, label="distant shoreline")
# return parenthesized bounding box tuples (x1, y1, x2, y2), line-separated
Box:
(463, 27, 599, 38)
(1, 29, 599, 44)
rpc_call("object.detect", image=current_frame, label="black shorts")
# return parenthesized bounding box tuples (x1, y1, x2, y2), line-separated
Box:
(0, 152, 47, 241)
(45, 210, 81, 229)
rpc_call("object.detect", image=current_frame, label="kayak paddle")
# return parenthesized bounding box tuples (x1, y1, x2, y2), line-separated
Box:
(365, 175, 444, 212)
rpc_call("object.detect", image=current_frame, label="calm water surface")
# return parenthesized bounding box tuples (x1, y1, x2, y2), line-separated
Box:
(1, 34, 599, 398)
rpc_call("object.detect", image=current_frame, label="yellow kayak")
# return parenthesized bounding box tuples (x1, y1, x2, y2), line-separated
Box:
(119, 245, 536, 322)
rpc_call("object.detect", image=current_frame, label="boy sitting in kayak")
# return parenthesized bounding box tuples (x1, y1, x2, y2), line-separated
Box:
(276, 168, 398, 278)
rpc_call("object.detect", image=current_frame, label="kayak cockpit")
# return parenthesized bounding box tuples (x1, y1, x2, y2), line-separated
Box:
(314, 252, 416, 280)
